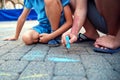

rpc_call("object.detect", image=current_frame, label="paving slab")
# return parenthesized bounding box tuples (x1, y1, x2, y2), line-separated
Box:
(0, 21, 120, 80)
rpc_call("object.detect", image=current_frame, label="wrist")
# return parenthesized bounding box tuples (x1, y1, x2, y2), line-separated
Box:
(15, 35, 18, 39)
(71, 29, 78, 37)
(48, 33, 53, 40)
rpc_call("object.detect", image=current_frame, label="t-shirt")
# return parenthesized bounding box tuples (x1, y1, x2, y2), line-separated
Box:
(24, 0, 70, 25)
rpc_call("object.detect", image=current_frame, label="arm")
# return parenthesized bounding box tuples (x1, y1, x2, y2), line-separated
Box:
(4, 8, 30, 41)
(61, 0, 87, 45)
(40, 5, 73, 43)
(71, 0, 87, 36)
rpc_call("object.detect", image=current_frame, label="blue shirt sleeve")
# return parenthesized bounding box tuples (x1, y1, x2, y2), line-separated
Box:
(61, 0, 70, 7)
(24, 0, 32, 9)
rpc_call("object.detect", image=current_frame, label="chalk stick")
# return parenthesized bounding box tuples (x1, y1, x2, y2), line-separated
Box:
(66, 36, 70, 49)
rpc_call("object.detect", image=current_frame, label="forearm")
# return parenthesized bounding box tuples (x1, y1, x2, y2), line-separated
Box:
(50, 21, 72, 39)
(71, 0, 87, 36)
(14, 8, 30, 39)
(71, 10, 87, 36)
(15, 17, 26, 39)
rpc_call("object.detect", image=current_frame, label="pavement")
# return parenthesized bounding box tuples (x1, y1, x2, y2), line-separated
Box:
(0, 21, 120, 80)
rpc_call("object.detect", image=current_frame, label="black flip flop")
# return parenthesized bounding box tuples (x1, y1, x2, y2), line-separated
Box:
(93, 47, 120, 54)
(76, 33, 95, 42)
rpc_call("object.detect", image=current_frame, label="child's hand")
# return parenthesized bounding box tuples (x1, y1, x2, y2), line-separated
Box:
(4, 36, 18, 41)
(39, 33, 51, 43)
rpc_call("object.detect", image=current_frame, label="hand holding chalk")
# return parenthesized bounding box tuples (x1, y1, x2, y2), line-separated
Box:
(66, 36, 70, 49)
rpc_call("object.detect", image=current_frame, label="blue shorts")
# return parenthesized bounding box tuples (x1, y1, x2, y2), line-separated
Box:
(87, 0, 108, 33)
(33, 11, 65, 34)
(32, 23, 51, 34)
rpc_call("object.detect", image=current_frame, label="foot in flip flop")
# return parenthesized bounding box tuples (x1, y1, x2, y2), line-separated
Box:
(48, 37, 61, 47)
(93, 47, 120, 54)
(76, 33, 95, 42)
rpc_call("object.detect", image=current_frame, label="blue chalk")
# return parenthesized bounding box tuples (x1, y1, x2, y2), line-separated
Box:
(66, 36, 70, 49)
(48, 57, 80, 62)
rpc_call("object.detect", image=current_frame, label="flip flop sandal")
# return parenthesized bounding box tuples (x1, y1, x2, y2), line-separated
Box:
(93, 47, 120, 54)
(48, 38, 61, 47)
(76, 33, 95, 42)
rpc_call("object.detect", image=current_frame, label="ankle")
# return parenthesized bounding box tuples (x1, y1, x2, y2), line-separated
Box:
(84, 32, 99, 40)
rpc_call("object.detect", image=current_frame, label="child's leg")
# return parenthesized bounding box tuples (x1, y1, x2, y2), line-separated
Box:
(69, 0, 76, 13)
(44, 0, 62, 31)
(22, 30, 39, 45)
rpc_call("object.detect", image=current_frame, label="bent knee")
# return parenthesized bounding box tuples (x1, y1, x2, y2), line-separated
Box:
(22, 34, 33, 45)
(44, 0, 61, 7)
(44, 0, 53, 6)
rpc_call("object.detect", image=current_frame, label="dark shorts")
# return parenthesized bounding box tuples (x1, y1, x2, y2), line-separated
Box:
(87, 0, 108, 33)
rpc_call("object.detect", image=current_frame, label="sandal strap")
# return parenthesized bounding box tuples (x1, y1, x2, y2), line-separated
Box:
(78, 33, 87, 40)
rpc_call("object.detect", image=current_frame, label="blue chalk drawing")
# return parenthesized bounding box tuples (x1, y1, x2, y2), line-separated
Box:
(48, 57, 80, 62)
(23, 51, 44, 60)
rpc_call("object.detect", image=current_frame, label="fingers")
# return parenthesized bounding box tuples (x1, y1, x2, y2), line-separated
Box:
(3, 37, 17, 41)
(39, 34, 42, 42)
(61, 33, 77, 47)
(61, 33, 67, 46)
(69, 34, 77, 43)
(38, 34, 49, 43)
(94, 37, 108, 49)
(3, 38, 9, 41)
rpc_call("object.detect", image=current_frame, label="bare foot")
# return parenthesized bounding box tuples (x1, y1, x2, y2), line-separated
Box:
(94, 35, 120, 49)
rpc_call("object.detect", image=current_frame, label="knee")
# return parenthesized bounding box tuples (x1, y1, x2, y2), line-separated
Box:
(44, 0, 60, 7)
(44, 0, 53, 6)
(22, 34, 33, 45)
(44, 0, 62, 12)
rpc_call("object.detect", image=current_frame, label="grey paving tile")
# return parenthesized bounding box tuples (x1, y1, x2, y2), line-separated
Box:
(87, 69, 120, 80)
(48, 47, 67, 54)
(1, 21, 120, 80)
(72, 42, 94, 47)
(31, 44, 49, 51)
(0, 71, 19, 80)
(112, 64, 120, 74)
(103, 53, 120, 64)
(0, 52, 25, 60)
(0, 61, 28, 73)
(0, 60, 5, 65)
(0, 41, 21, 50)
(0, 50, 9, 56)
(18, 62, 54, 80)
(0, 41, 8, 47)
(21, 50, 47, 61)
(68, 46, 88, 55)
(81, 55, 112, 70)
(10, 44, 34, 53)
(55, 62, 85, 77)
(53, 76, 87, 80)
